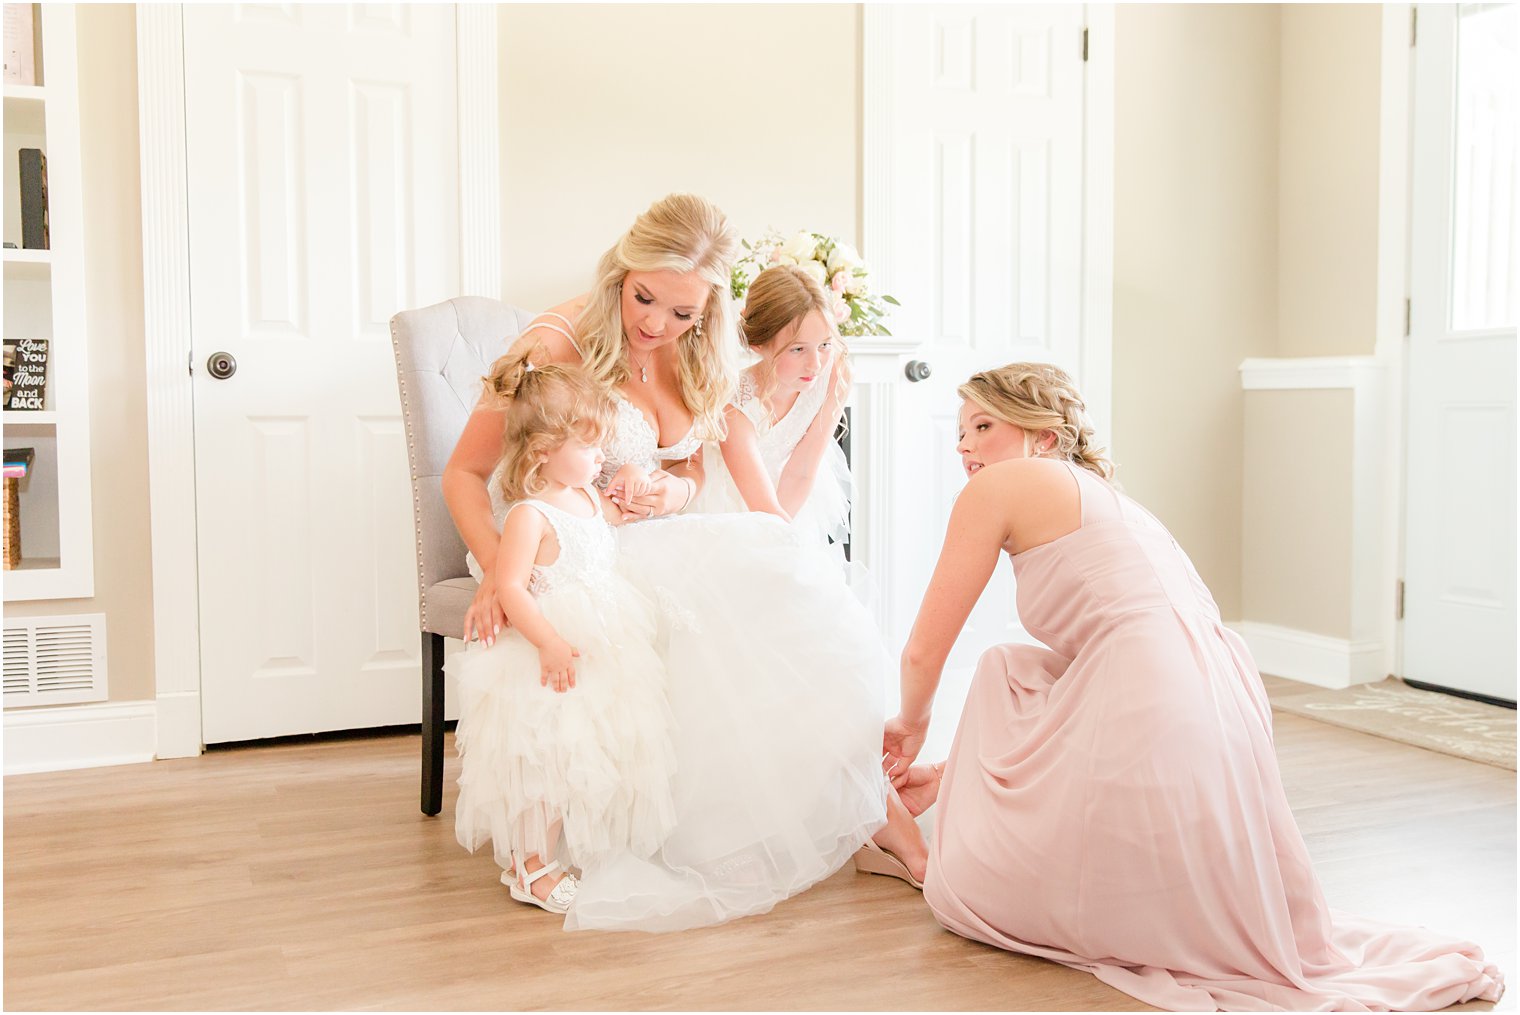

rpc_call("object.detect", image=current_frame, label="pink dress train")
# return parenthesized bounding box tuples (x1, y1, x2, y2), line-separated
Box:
(924, 463, 1503, 1012)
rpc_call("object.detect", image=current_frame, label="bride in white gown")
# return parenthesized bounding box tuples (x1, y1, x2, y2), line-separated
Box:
(445, 195, 924, 930)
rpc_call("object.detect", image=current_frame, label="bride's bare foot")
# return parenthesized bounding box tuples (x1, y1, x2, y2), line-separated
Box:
(872, 783, 930, 883)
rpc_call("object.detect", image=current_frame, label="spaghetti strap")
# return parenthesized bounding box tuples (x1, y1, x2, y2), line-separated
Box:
(525, 311, 581, 355)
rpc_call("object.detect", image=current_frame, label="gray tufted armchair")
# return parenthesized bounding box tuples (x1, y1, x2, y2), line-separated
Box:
(390, 296, 536, 815)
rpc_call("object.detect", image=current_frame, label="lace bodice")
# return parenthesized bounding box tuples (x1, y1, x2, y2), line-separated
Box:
(735, 372, 831, 481)
(597, 393, 703, 488)
(505, 492, 615, 598)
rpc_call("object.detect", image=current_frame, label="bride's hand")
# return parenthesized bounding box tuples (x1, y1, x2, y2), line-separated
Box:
(616, 472, 687, 521)
(883, 714, 928, 782)
(463, 572, 506, 647)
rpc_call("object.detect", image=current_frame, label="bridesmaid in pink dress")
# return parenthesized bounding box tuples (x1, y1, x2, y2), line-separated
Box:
(880, 362, 1503, 1011)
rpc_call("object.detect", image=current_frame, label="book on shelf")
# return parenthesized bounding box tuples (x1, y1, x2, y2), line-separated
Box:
(19, 148, 49, 250)
(3, 446, 35, 479)
(3, 337, 47, 410)
(3, 3, 39, 86)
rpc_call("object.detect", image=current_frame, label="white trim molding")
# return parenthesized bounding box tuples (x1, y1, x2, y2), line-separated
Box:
(1082, 4, 1116, 439)
(1230, 622, 1386, 690)
(1239, 355, 1383, 390)
(456, 5, 501, 299)
(4, 700, 158, 776)
(137, 5, 203, 761)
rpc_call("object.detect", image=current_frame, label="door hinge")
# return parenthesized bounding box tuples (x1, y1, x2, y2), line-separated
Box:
(1411, 7, 1418, 47)
(1396, 579, 1406, 620)
(188, 349, 194, 376)
(1404, 297, 1412, 336)
(1081, 27, 1089, 62)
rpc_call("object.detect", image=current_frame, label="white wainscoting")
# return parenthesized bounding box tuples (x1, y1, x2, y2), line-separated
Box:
(4, 700, 157, 775)
(1238, 354, 1393, 689)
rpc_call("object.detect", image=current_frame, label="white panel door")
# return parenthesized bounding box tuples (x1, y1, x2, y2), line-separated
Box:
(873, 4, 1089, 760)
(185, 4, 460, 741)
(1403, 4, 1517, 702)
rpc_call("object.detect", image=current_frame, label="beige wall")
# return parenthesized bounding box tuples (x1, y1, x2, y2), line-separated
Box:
(17, 5, 1390, 716)
(6, 5, 154, 703)
(1277, 4, 1383, 357)
(1112, 4, 1283, 621)
(1242, 389, 1354, 637)
(499, 4, 860, 312)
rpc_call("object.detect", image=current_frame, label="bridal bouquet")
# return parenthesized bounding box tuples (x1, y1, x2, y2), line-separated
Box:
(730, 230, 899, 338)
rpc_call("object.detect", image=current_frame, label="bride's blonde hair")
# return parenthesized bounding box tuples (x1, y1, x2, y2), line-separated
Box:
(574, 194, 740, 441)
(738, 264, 851, 416)
(487, 349, 615, 502)
(958, 362, 1115, 480)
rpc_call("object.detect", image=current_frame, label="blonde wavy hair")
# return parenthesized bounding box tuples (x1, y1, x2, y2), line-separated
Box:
(958, 362, 1115, 480)
(738, 264, 851, 418)
(572, 193, 740, 441)
(486, 349, 616, 502)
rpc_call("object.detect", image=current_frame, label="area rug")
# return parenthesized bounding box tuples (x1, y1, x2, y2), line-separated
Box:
(1265, 677, 1516, 771)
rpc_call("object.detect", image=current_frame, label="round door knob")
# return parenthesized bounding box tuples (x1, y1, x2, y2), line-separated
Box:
(206, 352, 238, 380)
(904, 359, 932, 383)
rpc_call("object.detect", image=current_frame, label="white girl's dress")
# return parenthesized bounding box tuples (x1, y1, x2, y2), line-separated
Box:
(689, 371, 852, 558)
(452, 489, 677, 877)
(473, 390, 889, 932)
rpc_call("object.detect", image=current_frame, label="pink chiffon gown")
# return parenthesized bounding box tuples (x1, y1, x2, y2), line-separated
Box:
(924, 462, 1503, 1012)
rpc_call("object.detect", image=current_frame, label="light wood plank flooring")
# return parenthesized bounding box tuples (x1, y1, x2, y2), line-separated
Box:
(4, 711, 1512, 1011)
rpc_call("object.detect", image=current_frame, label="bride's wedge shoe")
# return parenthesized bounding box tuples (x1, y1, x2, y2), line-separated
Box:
(853, 838, 925, 891)
(505, 857, 580, 914)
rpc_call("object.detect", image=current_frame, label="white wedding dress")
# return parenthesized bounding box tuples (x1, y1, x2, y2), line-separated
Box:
(688, 371, 853, 561)
(469, 388, 887, 932)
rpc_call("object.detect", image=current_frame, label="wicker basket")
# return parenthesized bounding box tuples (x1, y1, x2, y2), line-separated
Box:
(3, 476, 19, 569)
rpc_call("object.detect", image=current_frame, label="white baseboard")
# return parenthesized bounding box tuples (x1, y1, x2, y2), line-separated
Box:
(1229, 622, 1386, 690)
(4, 700, 158, 776)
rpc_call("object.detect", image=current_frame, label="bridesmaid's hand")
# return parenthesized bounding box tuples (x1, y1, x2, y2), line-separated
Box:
(894, 763, 944, 818)
(883, 714, 928, 781)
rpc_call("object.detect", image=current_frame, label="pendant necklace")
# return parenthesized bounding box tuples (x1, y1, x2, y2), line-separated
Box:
(631, 350, 652, 383)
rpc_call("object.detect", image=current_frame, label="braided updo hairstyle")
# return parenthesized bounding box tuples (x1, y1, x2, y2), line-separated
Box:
(957, 362, 1115, 481)
(484, 349, 616, 502)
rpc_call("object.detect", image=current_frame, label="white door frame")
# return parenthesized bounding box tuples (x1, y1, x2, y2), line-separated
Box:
(138, 5, 502, 759)
(853, 4, 1115, 633)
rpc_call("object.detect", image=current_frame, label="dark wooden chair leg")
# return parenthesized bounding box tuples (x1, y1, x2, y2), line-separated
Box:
(421, 631, 446, 816)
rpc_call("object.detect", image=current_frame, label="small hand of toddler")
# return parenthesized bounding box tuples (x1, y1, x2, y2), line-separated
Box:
(539, 637, 579, 693)
(607, 463, 655, 503)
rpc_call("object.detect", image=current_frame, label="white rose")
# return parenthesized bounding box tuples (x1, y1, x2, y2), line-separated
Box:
(780, 231, 818, 264)
(844, 272, 869, 297)
(799, 259, 828, 286)
(826, 241, 863, 275)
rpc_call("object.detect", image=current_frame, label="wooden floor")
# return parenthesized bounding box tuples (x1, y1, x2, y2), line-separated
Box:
(4, 712, 1513, 1012)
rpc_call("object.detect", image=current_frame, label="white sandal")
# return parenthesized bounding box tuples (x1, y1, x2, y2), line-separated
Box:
(504, 857, 580, 914)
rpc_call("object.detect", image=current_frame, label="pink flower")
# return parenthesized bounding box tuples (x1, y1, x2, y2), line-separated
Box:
(832, 296, 850, 323)
(830, 270, 847, 293)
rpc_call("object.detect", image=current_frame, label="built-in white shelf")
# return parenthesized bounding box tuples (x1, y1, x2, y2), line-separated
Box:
(3, 6, 93, 606)
(3, 249, 51, 282)
(2, 411, 59, 426)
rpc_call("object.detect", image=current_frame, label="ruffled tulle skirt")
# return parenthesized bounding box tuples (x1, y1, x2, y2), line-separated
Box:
(565, 512, 889, 932)
(450, 576, 677, 873)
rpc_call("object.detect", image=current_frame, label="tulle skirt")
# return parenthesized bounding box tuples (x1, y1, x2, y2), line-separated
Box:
(565, 512, 889, 932)
(690, 438, 857, 580)
(450, 576, 677, 873)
